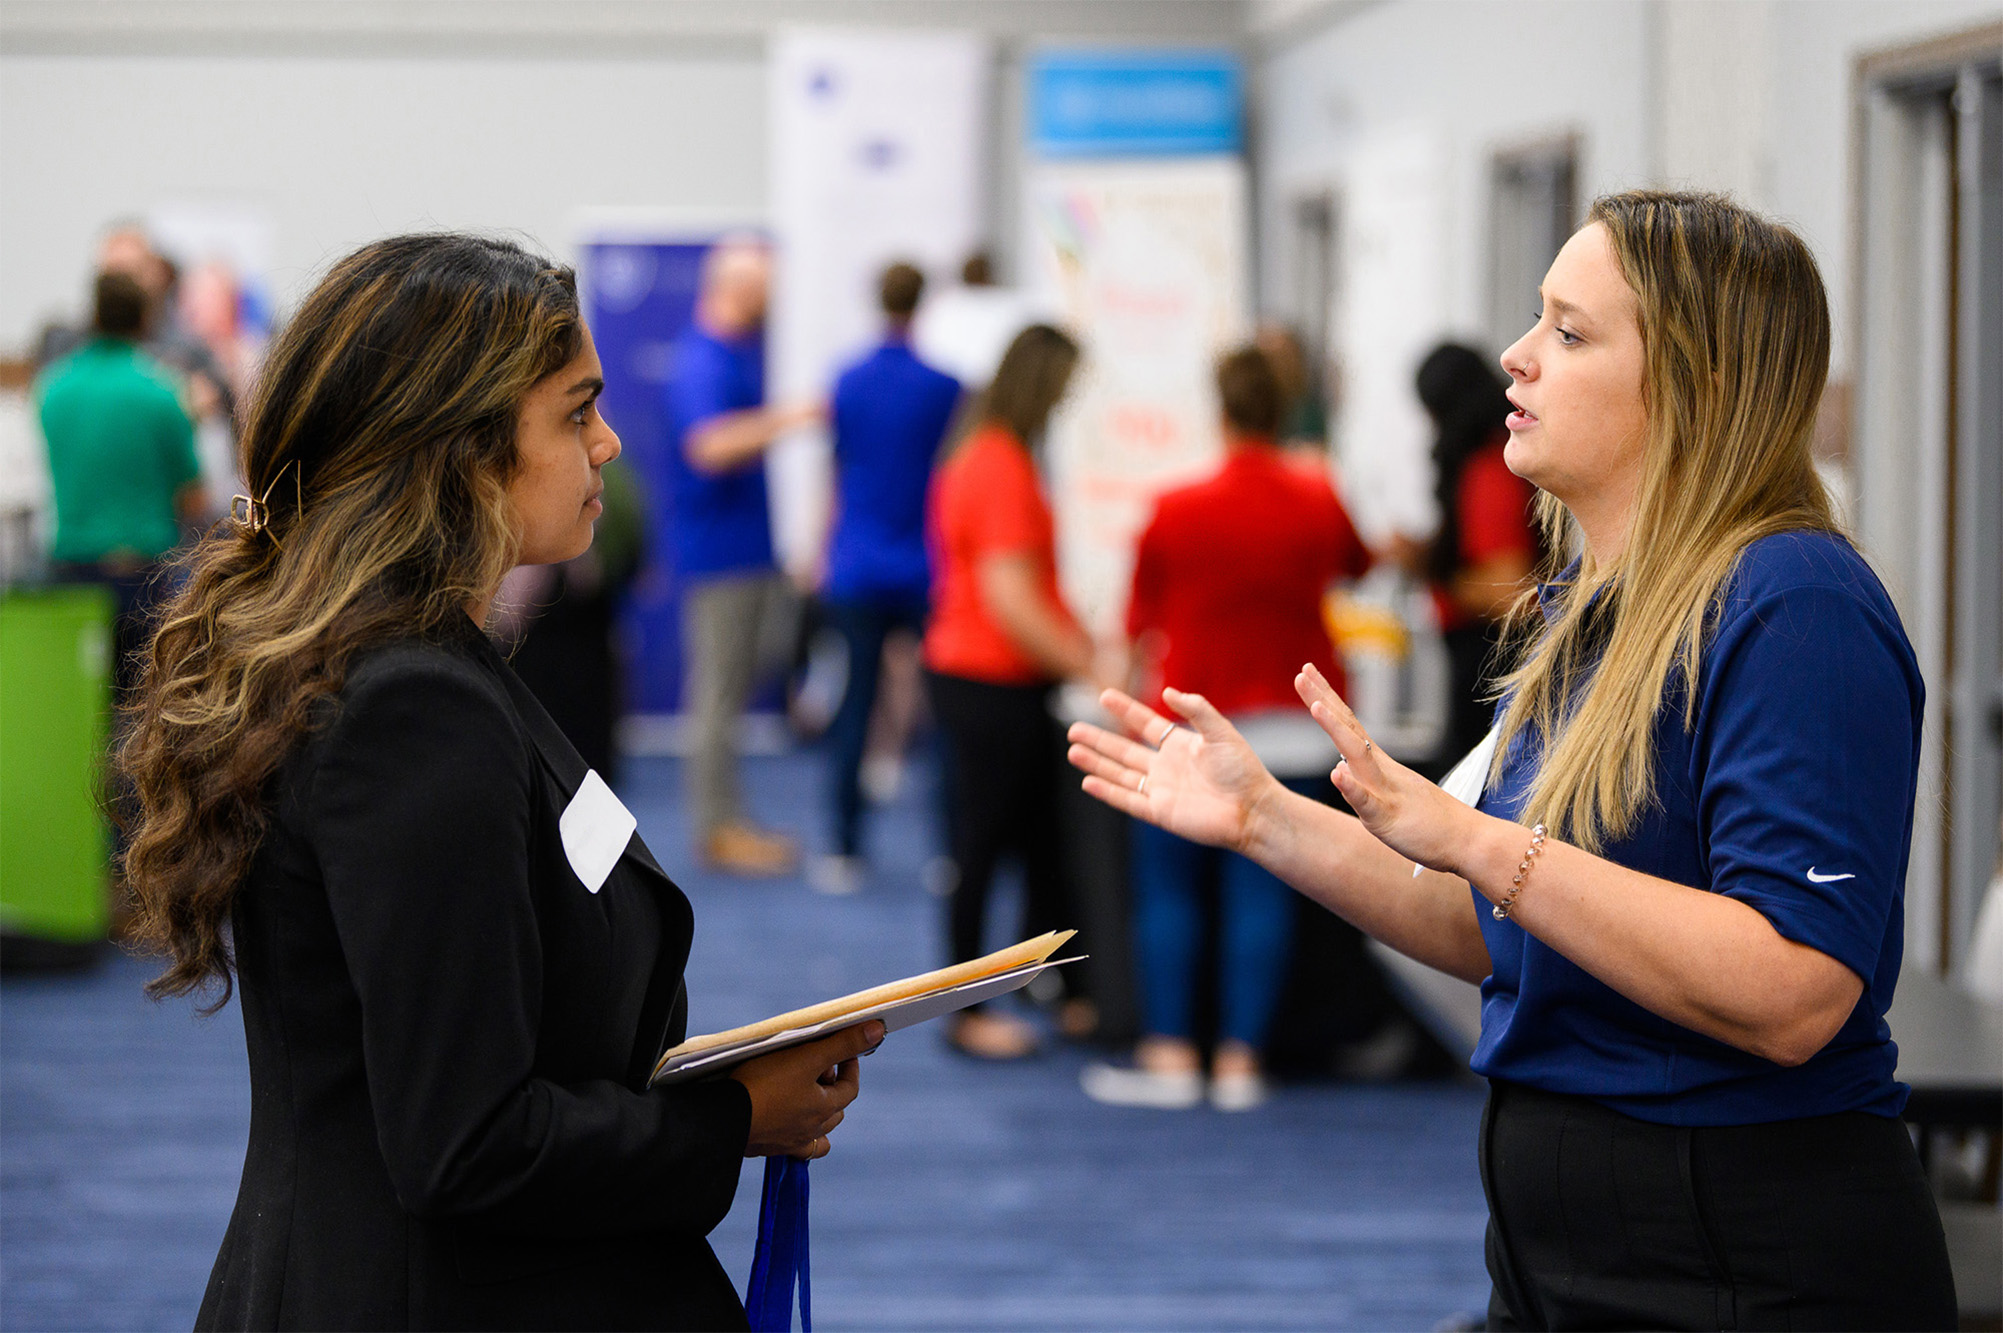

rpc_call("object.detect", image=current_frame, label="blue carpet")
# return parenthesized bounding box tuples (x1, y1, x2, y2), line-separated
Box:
(2, 749, 1492, 1331)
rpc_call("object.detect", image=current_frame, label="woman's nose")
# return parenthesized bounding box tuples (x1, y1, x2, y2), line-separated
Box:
(1499, 337, 1533, 382)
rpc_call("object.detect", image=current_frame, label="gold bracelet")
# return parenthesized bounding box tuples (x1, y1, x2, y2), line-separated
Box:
(1491, 823, 1548, 920)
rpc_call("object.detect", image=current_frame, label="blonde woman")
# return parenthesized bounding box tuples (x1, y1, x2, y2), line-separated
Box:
(120, 234, 878, 1331)
(1068, 192, 1956, 1329)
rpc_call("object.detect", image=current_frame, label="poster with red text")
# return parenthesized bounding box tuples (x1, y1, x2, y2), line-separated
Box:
(1022, 156, 1250, 637)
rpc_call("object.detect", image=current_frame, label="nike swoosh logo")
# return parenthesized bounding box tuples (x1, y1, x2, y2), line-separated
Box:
(1806, 868, 1856, 884)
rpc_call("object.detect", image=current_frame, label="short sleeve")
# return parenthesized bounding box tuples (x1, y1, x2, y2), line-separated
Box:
(1323, 483, 1372, 581)
(1458, 448, 1537, 564)
(665, 341, 739, 462)
(961, 442, 1044, 559)
(1127, 503, 1167, 638)
(1695, 582, 1921, 984)
(829, 367, 861, 463)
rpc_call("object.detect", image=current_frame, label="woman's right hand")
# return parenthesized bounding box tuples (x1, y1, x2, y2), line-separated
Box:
(1066, 687, 1284, 855)
(729, 1020, 884, 1160)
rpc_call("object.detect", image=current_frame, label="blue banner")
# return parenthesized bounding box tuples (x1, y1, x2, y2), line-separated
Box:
(1028, 50, 1242, 159)
(580, 240, 709, 715)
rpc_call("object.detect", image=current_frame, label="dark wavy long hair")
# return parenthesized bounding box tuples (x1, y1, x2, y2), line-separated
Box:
(1417, 341, 1516, 587)
(118, 233, 582, 1007)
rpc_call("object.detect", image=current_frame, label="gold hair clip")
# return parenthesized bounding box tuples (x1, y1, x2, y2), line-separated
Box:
(230, 460, 301, 550)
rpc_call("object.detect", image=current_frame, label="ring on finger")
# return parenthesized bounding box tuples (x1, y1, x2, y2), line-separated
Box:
(1363, 739, 1372, 754)
(1138, 774, 1149, 796)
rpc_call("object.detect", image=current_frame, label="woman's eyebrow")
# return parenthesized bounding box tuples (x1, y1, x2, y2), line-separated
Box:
(1543, 294, 1588, 321)
(567, 376, 605, 399)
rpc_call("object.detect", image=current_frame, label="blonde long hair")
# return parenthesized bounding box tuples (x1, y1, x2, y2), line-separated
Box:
(120, 234, 582, 1004)
(1489, 191, 1839, 851)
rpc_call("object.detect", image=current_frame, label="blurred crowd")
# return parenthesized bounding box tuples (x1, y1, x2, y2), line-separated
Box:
(4, 225, 265, 701)
(12, 222, 1543, 1105)
(636, 240, 1543, 1103)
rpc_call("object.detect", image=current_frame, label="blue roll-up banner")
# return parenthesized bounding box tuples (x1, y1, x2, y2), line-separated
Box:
(1028, 49, 1242, 160)
(578, 237, 720, 716)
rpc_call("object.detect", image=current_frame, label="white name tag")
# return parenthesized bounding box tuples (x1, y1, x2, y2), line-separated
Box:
(558, 769, 636, 894)
(1417, 725, 1502, 878)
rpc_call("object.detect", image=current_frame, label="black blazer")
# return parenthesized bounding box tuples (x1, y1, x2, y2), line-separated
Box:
(197, 624, 753, 1332)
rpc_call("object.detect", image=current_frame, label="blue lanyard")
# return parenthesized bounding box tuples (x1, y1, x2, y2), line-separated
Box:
(744, 1156, 810, 1332)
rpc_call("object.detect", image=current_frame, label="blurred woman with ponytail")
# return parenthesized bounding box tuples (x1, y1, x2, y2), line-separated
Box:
(1414, 341, 1541, 772)
(121, 233, 879, 1332)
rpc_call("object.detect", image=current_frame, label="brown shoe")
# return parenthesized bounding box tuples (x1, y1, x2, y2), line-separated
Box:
(1056, 996, 1100, 1042)
(701, 822, 799, 877)
(945, 1010, 1039, 1061)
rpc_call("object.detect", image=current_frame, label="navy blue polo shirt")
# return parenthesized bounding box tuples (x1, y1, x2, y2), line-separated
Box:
(824, 338, 961, 604)
(663, 326, 772, 581)
(1471, 531, 1923, 1125)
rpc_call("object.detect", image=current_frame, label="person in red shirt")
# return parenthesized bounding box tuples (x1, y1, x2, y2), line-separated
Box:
(924, 324, 1095, 1061)
(1081, 347, 1371, 1111)
(1418, 342, 1541, 769)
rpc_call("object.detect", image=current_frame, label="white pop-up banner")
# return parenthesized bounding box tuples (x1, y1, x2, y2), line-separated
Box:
(1022, 156, 1251, 635)
(767, 28, 990, 580)
(1330, 123, 1452, 548)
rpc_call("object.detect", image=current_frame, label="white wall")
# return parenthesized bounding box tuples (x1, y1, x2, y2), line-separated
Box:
(1255, 0, 2003, 382)
(1256, 0, 1655, 340)
(0, 0, 1248, 352)
(1665, 0, 2003, 380)
(0, 52, 768, 348)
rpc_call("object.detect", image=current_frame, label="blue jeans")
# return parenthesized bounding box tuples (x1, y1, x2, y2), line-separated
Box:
(822, 593, 928, 856)
(1131, 818, 1295, 1049)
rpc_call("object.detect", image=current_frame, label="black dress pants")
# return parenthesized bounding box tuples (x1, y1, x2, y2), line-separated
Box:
(1480, 1080, 1957, 1331)
(926, 671, 1071, 980)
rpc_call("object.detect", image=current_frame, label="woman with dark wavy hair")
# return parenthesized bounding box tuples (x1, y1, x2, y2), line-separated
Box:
(121, 233, 880, 1332)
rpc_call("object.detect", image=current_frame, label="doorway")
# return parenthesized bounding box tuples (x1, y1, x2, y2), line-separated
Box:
(1853, 22, 2003, 977)
(1488, 135, 1579, 358)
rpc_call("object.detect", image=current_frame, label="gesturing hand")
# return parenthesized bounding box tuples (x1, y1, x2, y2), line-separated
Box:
(1066, 687, 1285, 855)
(730, 1020, 884, 1160)
(1294, 662, 1478, 875)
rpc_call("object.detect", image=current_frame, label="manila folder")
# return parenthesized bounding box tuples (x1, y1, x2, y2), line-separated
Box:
(650, 929, 1077, 1086)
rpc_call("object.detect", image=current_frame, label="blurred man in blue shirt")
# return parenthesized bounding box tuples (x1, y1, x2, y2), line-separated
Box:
(813, 262, 962, 893)
(664, 239, 820, 875)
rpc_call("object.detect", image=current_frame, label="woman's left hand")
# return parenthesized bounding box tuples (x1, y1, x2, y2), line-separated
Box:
(1295, 662, 1482, 877)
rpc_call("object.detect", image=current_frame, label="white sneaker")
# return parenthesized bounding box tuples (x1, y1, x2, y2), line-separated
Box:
(1080, 1059, 1203, 1110)
(1208, 1070, 1270, 1112)
(806, 854, 865, 896)
(859, 754, 904, 803)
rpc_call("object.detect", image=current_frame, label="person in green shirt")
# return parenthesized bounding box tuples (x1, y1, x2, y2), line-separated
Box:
(38, 271, 205, 696)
